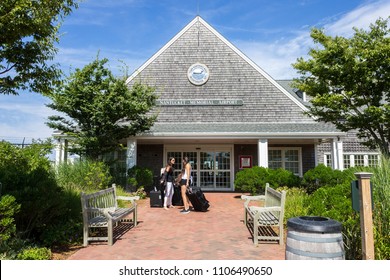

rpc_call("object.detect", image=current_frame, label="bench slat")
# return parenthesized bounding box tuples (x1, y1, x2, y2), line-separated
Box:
(81, 185, 139, 246)
(242, 183, 287, 246)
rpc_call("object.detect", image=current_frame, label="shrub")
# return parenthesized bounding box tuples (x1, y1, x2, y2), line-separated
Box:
(234, 166, 270, 194)
(305, 183, 361, 259)
(0, 141, 68, 240)
(301, 164, 349, 193)
(268, 168, 301, 188)
(40, 219, 83, 247)
(0, 234, 32, 260)
(370, 155, 390, 259)
(134, 187, 147, 199)
(235, 167, 300, 195)
(127, 166, 153, 192)
(0, 195, 20, 242)
(55, 159, 112, 191)
(17, 246, 51, 260)
(277, 187, 309, 226)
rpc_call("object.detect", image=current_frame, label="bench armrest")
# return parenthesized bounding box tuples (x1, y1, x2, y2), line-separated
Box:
(241, 195, 266, 207)
(85, 207, 105, 213)
(85, 206, 117, 215)
(241, 195, 265, 201)
(249, 205, 281, 213)
(117, 195, 140, 202)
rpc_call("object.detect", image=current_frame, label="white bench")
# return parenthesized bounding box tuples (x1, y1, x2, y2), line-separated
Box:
(241, 183, 287, 246)
(81, 185, 139, 246)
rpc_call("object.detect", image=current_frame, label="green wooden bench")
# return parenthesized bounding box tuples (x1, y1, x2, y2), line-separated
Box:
(81, 185, 139, 246)
(241, 183, 287, 246)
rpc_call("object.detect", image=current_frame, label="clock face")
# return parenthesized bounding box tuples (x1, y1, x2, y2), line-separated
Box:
(187, 63, 209, 85)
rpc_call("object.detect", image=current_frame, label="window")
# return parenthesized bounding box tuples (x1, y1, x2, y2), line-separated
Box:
(326, 154, 332, 167)
(269, 148, 301, 176)
(368, 154, 379, 167)
(268, 150, 282, 169)
(343, 155, 350, 169)
(326, 153, 380, 168)
(354, 155, 365, 167)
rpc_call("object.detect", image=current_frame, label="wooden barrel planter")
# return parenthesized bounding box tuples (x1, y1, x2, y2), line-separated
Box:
(285, 216, 345, 260)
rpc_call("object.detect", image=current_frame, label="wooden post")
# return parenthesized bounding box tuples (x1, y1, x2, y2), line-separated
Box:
(355, 172, 375, 260)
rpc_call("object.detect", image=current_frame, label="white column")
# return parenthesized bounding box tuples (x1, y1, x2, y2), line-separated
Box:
(258, 139, 268, 168)
(55, 138, 67, 165)
(314, 143, 319, 166)
(126, 138, 137, 170)
(331, 138, 344, 170)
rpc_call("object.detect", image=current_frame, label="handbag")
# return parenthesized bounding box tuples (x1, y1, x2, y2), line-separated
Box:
(159, 168, 167, 190)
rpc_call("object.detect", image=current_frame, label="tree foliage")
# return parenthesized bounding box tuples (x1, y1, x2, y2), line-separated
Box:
(46, 57, 158, 160)
(0, 0, 78, 95)
(292, 17, 390, 156)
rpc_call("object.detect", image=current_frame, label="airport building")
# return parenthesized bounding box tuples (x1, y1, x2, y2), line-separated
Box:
(54, 17, 379, 191)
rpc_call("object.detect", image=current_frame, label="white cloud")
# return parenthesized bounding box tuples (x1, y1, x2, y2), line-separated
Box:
(56, 47, 146, 76)
(0, 94, 55, 139)
(326, 0, 390, 36)
(0, 122, 54, 140)
(236, 31, 313, 79)
(238, 0, 390, 79)
(64, 0, 141, 26)
(0, 102, 52, 119)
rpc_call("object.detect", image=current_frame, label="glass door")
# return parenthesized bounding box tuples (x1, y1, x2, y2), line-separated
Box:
(200, 151, 215, 188)
(166, 147, 232, 191)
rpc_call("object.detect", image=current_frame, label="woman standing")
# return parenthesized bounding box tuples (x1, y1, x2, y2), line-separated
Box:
(163, 157, 175, 210)
(180, 156, 192, 214)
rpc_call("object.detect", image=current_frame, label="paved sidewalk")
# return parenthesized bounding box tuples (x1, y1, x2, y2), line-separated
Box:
(68, 192, 285, 260)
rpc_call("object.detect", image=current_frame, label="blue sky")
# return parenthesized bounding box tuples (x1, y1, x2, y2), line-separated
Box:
(1, 0, 390, 144)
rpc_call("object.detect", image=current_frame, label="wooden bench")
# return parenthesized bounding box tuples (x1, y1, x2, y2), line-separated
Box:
(241, 183, 287, 246)
(81, 185, 139, 246)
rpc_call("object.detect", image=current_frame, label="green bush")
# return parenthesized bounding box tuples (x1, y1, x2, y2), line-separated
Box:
(370, 155, 390, 259)
(301, 164, 349, 193)
(268, 168, 301, 188)
(115, 184, 146, 200)
(0, 234, 32, 260)
(305, 183, 361, 260)
(0, 141, 68, 240)
(234, 166, 270, 194)
(55, 159, 112, 191)
(235, 167, 300, 195)
(17, 246, 51, 260)
(0, 195, 20, 242)
(40, 219, 83, 247)
(127, 165, 153, 192)
(277, 187, 309, 226)
(49, 160, 115, 246)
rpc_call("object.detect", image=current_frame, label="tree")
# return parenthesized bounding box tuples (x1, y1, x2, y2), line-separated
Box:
(292, 17, 390, 156)
(0, 0, 78, 95)
(46, 57, 158, 160)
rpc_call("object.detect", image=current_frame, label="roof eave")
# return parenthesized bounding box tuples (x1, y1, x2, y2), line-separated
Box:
(135, 131, 345, 139)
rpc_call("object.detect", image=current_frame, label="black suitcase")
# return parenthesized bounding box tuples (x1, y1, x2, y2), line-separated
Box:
(186, 186, 209, 212)
(150, 188, 163, 207)
(172, 185, 183, 206)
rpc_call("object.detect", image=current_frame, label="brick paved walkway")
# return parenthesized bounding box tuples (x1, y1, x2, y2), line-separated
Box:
(68, 192, 285, 260)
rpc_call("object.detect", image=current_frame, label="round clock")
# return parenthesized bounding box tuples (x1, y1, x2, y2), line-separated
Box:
(187, 63, 209, 85)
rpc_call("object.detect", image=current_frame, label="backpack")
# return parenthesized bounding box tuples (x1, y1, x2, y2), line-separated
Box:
(159, 167, 167, 187)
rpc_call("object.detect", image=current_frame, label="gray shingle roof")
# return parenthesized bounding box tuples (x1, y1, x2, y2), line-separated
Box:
(139, 122, 342, 138)
(276, 80, 312, 106)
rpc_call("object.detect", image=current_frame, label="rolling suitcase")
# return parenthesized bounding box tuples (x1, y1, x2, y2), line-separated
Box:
(150, 187, 163, 207)
(186, 186, 209, 212)
(172, 185, 183, 206)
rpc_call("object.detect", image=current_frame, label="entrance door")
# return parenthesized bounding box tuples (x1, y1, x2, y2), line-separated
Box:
(166, 146, 232, 191)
